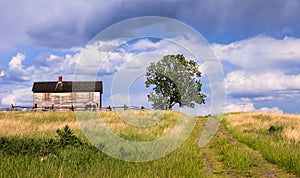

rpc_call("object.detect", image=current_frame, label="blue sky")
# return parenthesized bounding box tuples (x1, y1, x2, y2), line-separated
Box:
(0, 0, 299, 114)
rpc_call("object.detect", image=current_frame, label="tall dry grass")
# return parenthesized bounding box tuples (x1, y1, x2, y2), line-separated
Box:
(0, 110, 207, 178)
(0, 111, 78, 137)
(101, 110, 179, 135)
(226, 112, 300, 142)
(225, 112, 300, 176)
(76, 110, 185, 141)
(0, 110, 184, 141)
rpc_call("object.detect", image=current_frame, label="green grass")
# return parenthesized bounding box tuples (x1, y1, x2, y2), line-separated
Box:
(0, 111, 298, 177)
(224, 115, 300, 176)
(0, 111, 206, 177)
(230, 131, 300, 176)
(216, 138, 255, 174)
(0, 134, 206, 178)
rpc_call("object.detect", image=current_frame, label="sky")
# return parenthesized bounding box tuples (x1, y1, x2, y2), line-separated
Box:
(0, 0, 300, 114)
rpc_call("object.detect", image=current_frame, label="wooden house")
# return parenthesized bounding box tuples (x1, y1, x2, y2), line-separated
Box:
(32, 76, 103, 110)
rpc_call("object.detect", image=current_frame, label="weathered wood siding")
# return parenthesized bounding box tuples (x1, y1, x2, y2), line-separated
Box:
(33, 92, 101, 109)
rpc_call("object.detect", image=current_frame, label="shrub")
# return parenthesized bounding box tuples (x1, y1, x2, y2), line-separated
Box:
(268, 125, 283, 133)
(0, 125, 84, 157)
(56, 125, 82, 147)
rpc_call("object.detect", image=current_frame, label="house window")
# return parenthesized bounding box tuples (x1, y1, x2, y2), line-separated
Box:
(89, 92, 94, 101)
(44, 93, 51, 101)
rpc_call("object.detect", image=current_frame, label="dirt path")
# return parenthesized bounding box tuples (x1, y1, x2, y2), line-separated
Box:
(200, 124, 297, 177)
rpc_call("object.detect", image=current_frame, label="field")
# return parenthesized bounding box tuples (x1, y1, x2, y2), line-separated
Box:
(0, 111, 299, 177)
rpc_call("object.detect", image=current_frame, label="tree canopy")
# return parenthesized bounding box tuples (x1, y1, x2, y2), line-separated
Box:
(145, 54, 206, 110)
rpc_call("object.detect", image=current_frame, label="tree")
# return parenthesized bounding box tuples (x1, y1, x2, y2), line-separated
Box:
(145, 54, 206, 110)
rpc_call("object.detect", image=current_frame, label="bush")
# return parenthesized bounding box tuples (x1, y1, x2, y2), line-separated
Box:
(268, 125, 283, 133)
(0, 137, 43, 156)
(56, 125, 82, 147)
(0, 125, 84, 157)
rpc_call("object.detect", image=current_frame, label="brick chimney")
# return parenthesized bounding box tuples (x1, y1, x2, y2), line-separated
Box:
(55, 75, 63, 90)
(58, 76, 62, 83)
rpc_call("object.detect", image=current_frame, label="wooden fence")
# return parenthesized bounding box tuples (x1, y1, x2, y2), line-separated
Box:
(0, 104, 148, 112)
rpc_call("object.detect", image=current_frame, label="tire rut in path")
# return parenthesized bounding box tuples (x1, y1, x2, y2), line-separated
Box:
(203, 127, 297, 177)
(219, 129, 278, 177)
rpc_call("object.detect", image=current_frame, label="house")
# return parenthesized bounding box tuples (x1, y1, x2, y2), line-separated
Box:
(32, 76, 103, 110)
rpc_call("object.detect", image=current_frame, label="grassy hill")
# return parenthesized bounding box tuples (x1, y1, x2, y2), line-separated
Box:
(0, 111, 299, 177)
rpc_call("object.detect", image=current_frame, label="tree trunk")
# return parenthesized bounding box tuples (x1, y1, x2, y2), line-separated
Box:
(168, 103, 173, 110)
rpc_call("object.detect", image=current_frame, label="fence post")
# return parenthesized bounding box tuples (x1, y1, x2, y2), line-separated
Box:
(11, 104, 16, 111)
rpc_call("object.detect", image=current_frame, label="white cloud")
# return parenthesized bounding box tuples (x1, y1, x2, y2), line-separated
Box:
(1, 94, 16, 106)
(258, 107, 283, 114)
(213, 35, 300, 110)
(75, 35, 215, 81)
(74, 39, 136, 80)
(0, 70, 5, 77)
(2, 53, 35, 82)
(253, 96, 275, 102)
(212, 35, 300, 70)
(226, 70, 300, 95)
(8, 53, 25, 67)
(0, 51, 79, 106)
(224, 99, 284, 114)
(130, 39, 161, 51)
(0, 36, 298, 114)
(0, 37, 222, 113)
(1, 87, 32, 106)
(224, 102, 256, 113)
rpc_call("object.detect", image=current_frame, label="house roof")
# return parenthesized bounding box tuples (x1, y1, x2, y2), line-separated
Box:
(32, 81, 103, 93)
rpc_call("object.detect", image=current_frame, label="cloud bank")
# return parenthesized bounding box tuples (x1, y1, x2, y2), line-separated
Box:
(1, 34, 299, 114)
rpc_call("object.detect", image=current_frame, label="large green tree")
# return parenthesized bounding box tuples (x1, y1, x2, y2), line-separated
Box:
(145, 54, 206, 110)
